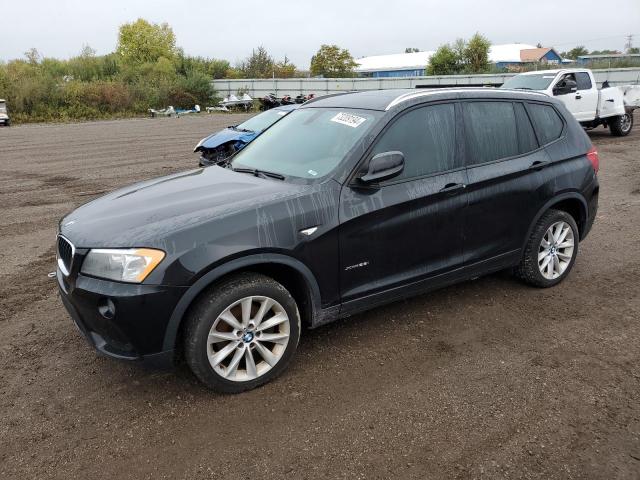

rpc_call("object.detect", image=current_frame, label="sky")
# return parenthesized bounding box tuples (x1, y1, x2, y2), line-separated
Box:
(1, 0, 639, 68)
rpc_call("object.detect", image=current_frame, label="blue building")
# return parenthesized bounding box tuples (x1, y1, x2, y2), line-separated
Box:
(493, 46, 563, 69)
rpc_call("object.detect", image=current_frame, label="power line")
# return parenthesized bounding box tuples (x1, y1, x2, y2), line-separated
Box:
(625, 34, 633, 51)
(547, 33, 640, 47)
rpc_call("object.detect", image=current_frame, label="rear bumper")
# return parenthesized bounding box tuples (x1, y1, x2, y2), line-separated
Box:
(581, 181, 599, 241)
(57, 268, 187, 367)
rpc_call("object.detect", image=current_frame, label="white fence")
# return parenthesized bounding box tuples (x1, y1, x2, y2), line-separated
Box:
(212, 68, 640, 98)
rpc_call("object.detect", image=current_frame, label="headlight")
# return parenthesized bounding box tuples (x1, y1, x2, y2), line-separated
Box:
(194, 137, 205, 151)
(81, 248, 165, 283)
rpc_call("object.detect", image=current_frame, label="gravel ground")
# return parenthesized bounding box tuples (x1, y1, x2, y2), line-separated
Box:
(0, 114, 639, 480)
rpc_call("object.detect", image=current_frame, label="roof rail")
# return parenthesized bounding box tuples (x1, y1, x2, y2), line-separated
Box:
(385, 87, 548, 110)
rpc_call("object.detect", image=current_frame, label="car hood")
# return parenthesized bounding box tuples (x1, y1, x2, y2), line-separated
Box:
(196, 128, 258, 151)
(60, 166, 306, 248)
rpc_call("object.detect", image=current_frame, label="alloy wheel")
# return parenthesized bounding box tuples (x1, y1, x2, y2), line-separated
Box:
(538, 221, 575, 280)
(621, 114, 632, 133)
(207, 296, 290, 382)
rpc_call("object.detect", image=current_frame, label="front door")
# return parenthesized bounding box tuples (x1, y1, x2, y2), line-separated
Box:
(338, 103, 468, 310)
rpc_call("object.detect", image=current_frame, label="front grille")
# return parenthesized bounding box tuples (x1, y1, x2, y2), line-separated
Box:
(57, 235, 74, 275)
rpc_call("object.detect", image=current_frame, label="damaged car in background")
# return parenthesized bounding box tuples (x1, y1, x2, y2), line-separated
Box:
(194, 104, 298, 166)
(0, 99, 10, 126)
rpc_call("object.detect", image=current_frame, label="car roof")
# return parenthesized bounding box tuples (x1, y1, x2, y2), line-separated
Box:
(302, 88, 549, 111)
(517, 68, 589, 76)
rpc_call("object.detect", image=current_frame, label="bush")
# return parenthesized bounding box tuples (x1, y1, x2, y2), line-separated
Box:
(0, 48, 220, 123)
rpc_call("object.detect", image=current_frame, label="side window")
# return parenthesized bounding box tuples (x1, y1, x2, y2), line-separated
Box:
(463, 101, 519, 165)
(527, 103, 564, 145)
(514, 102, 539, 153)
(371, 103, 457, 181)
(575, 72, 592, 90)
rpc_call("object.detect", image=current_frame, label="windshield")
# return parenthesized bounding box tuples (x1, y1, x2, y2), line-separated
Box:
(0, 103, 6, 113)
(236, 109, 290, 132)
(231, 108, 380, 180)
(501, 73, 556, 90)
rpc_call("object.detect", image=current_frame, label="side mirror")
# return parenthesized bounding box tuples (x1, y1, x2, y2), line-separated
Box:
(358, 151, 404, 184)
(553, 80, 577, 96)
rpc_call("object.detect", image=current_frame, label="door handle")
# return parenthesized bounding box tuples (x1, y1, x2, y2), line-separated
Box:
(439, 183, 466, 195)
(575, 95, 582, 100)
(530, 160, 549, 171)
(605, 99, 614, 103)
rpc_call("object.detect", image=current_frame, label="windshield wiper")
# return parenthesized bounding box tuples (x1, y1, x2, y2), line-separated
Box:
(232, 167, 285, 180)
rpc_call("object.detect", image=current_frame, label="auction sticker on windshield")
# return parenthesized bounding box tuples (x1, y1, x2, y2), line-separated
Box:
(331, 112, 367, 128)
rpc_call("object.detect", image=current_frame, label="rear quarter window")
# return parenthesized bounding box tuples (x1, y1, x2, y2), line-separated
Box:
(527, 103, 564, 145)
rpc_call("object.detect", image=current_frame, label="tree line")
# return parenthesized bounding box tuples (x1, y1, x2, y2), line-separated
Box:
(0, 19, 361, 123)
(1, 18, 636, 123)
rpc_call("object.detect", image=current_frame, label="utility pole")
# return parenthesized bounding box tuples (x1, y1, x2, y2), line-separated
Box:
(625, 34, 633, 53)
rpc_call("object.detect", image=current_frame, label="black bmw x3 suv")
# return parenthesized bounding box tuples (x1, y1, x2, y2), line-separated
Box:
(57, 88, 599, 392)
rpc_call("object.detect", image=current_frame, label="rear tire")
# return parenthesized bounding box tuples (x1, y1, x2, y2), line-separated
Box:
(610, 113, 633, 136)
(515, 209, 579, 288)
(184, 272, 301, 393)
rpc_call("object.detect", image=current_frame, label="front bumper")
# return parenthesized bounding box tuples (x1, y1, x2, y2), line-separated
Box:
(57, 267, 188, 367)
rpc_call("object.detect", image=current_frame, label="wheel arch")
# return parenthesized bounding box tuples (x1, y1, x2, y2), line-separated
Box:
(522, 192, 589, 253)
(162, 253, 322, 353)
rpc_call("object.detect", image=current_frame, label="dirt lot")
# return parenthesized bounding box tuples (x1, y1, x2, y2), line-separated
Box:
(1, 114, 639, 479)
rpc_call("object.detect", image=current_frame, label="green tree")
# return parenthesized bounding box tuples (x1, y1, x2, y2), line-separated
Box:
(427, 34, 491, 75)
(565, 46, 589, 59)
(464, 33, 491, 73)
(273, 56, 296, 78)
(116, 18, 176, 64)
(426, 44, 460, 75)
(224, 67, 245, 79)
(627, 47, 639, 54)
(240, 46, 274, 78)
(208, 59, 231, 79)
(310, 44, 358, 78)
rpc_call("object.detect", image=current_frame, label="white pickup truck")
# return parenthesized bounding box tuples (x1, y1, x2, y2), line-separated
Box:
(502, 68, 640, 136)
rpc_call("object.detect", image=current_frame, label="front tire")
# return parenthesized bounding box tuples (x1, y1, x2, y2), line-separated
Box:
(184, 273, 301, 393)
(610, 112, 633, 136)
(516, 209, 579, 288)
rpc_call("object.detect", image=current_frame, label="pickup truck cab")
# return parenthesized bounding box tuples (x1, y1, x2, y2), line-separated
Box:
(502, 68, 638, 136)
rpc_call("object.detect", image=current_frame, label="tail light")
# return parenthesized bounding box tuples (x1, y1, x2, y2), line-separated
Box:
(586, 146, 599, 174)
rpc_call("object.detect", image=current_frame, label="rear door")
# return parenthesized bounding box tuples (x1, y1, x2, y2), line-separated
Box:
(462, 100, 550, 267)
(339, 102, 468, 307)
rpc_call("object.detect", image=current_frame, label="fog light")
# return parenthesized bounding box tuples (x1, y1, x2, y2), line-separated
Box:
(98, 298, 116, 319)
